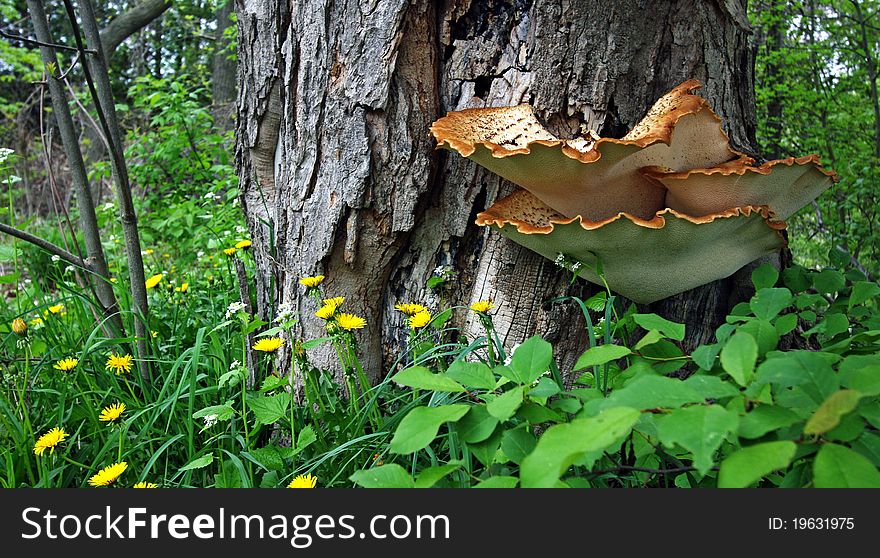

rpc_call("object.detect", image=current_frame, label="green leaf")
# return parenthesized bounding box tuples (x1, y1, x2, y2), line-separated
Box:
(500, 427, 537, 464)
(350, 464, 415, 488)
(574, 344, 631, 370)
(751, 264, 779, 290)
(596, 375, 705, 411)
(520, 407, 640, 488)
(445, 360, 496, 390)
(813, 444, 880, 488)
(180, 454, 214, 472)
(720, 332, 758, 386)
(691, 344, 721, 370)
(657, 405, 739, 475)
(783, 266, 811, 293)
(295, 425, 317, 452)
(839, 356, 880, 396)
(850, 281, 880, 308)
(248, 393, 290, 426)
(509, 336, 553, 384)
(390, 405, 470, 454)
(259, 374, 287, 392)
(774, 313, 798, 336)
(634, 329, 665, 350)
(528, 377, 561, 398)
(473, 476, 519, 488)
(682, 375, 740, 400)
(192, 402, 235, 422)
(738, 405, 802, 439)
(750, 288, 793, 320)
(633, 313, 685, 340)
(457, 405, 499, 443)
(717, 441, 796, 488)
(813, 269, 845, 294)
(487, 386, 524, 421)
(804, 390, 863, 435)
(415, 462, 463, 488)
(391, 366, 466, 392)
(245, 446, 285, 471)
(738, 319, 780, 356)
(821, 313, 849, 338)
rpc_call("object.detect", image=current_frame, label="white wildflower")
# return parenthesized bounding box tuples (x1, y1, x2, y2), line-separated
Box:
(225, 301, 246, 319)
(64, 265, 75, 274)
(229, 360, 241, 371)
(50, 255, 61, 263)
(204, 192, 218, 200)
(203, 414, 219, 428)
(274, 301, 296, 323)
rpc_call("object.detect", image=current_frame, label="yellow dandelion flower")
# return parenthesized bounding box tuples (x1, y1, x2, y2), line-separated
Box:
(151, 330, 159, 338)
(145, 274, 163, 289)
(470, 300, 495, 313)
(235, 240, 252, 250)
(335, 313, 366, 331)
(315, 304, 337, 320)
(88, 461, 127, 487)
(253, 337, 284, 353)
(133, 481, 158, 488)
(394, 302, 428, 316)
(34, 427, 68, 456)
(175, 282, 189, 293)
(299, 275, 325, 288)
(48, 303, 65, 314)
(145, 249, 154, 255)
(408, 310, 432, 329)
(11, 317, 27, 335)
(287, 473, 318, 488)
(29, 316, 43, 327)
(106, 353, 134, 375)
(223, 247, 237, 256)
(53, 357, 78, 372)
(323, 296, 345, 308)
(98, 402, 126, 423)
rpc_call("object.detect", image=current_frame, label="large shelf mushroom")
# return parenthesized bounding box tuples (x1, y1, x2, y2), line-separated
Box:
(430, 80, 837, 304)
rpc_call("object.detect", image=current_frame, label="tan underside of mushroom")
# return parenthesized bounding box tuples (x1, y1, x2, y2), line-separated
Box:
(643, 155, 838, 221)
(476, 189, 787, 304)
(431, 80, 745, 221)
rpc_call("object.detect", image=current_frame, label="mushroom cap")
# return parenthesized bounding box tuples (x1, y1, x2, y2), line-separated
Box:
(431, 80, 746, 221)
(643, 154, 838, 221)
(476, 189, 787, 304)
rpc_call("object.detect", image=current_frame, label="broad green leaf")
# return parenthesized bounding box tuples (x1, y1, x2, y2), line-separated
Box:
(390, 405, 469, 454)
(457, 405, 499, 443)
(782, 266, 811, 293)
(774, 313, 798, 336)
(738, 319, 780, 356)
(804, 390, 863, 435)
(850, 281, 880, 308)
(528, 377, 561, 398)
(500, 427, 537, 464)
(750, 288, 793, 320)
(657, 405, 739, 475)
(717, 441, 796, 488)
(751, 264, 779, 290)
(487, 386, 524, 421)
(822, 313, 849, 338)
(445, 360, 496, 390)
(633, 313, 685, 340)
(245, 446, 285, 471)
(574, 344, 631, 370)
(851, 432, 880, 466)
(350, 464, 415, 488)
(682, 375, 740, 400)
(473, 476, 519, 488)
(192, 402, 235, 422)
(180, 454, 214, 472)
(639, 339, 687, 374)
(520, 407, 640, 488)
(391, 366, 466, 393)
(813, 444, 880, 488)
(738, 405, 801, 439)
(596, 375, 704, 411)
(295, 425, 317, 452)
(248, 393, 290, 426)
(813, 269, 845, 294)
(754, 351, 839, 398)
(720, 332, 758, 386)
(509, 336, 554, 384)
(839, 356, 880, 396)
(415, 462, 463, 488)
(634, 329, 665, 350)
(259, 374, 287, 392)
(691, 343, 721, 370)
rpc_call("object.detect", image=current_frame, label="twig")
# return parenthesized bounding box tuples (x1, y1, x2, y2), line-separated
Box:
(0, 222, 88, 269)
(0, 27, 95, 53)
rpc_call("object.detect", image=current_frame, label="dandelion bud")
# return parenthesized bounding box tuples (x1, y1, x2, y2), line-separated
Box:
(11, 318, 27, 335)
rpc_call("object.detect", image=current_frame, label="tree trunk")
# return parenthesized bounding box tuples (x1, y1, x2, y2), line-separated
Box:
(236, 0, 764, 384)
(212, 0, 237, 130)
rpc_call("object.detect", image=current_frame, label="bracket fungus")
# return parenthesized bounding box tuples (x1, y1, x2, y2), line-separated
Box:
(430, 80, 837, 304)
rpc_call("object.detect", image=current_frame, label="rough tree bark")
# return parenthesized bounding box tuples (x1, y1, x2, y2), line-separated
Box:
(236, 0, 767, 383)
(212, 0, 237, 130)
